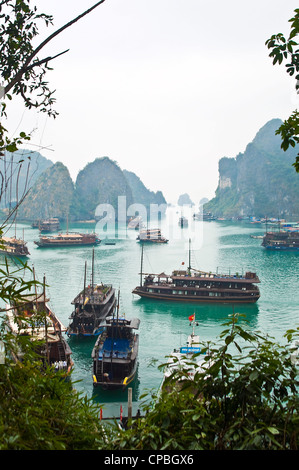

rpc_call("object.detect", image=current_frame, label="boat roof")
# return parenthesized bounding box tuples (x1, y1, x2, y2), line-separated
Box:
(1, 236, 27, 245)
(71, 285, 114, 304)
(144, 270, 260, 282)
(12, 293, 50, 304)
(104, 316, 140, 330)
(39, 232, 97, 239)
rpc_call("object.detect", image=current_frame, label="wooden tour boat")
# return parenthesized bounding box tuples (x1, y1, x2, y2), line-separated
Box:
(132, 240, 260, 303)
(67, 249, 116, 336)
(262, 229, 299, 250)
(0, 235, 30, 257)
(137, 228, 168, 244)
(6, 275, 73, 374)
(39, 217, 60, 232)
(34, 231, 101, 247)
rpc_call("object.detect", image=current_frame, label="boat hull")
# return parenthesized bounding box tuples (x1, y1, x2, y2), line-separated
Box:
(92, 317, 140, 390)
(92, 362, 138, 390)
(132, 288, 259, 303)
(263, 245, 299, 250)
(35, 240, 100, 247)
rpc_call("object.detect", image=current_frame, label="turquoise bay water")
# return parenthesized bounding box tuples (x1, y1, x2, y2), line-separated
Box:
(3, 209, 299, 418)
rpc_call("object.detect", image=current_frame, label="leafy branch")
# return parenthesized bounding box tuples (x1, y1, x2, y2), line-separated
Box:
(266, 8, 299, 171)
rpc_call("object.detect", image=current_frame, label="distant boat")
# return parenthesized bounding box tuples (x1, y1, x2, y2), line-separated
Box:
(193, 212, 216, 221)
(6, 274, 73, 374)
(39, 218, 60, 232)
(262, 230, 299, 250)
(137, 228, 168, 244)
(128, 216, 144, 230)
(132, 240, 260, 303)
(34, 232, 101, 247)
(178, 216, 188, 228)
(67, 249, 116, 337)
(0, 236, 30, 257)
(160, 314, 212, 391)
(92, 293, 140, 390)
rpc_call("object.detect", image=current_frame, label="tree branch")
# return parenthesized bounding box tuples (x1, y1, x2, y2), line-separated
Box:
(4, 0, 107, 95)
(25, 49, 70, 72)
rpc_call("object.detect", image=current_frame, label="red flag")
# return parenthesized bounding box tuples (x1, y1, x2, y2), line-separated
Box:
(188, 314, 195, 322)
(120, 405, 123, 421)
(100, 408, 103, 420)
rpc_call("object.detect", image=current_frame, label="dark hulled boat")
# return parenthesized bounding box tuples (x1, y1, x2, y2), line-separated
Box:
(67, 250, 116, 336)
(39, 217, 60, 232)
(262, 229, 299, 250)
(34, 231, 100, 247)
(6, 277, 73, 374)
(132, 241, 260, 303)
(92, 298, 140, 390)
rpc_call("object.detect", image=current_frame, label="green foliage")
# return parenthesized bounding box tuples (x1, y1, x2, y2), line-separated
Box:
(266, 9, 299, 171)
(110, 315, 299, 450)
(0, 358, 107, 450)
(0, 225, 108, 450)
(0, 0, 57, 117)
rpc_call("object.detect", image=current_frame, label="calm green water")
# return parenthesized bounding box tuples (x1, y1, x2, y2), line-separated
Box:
(3, 208, 299, 418)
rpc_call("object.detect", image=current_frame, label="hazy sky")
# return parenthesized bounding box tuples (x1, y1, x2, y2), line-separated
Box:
(5, 0, 299, 205)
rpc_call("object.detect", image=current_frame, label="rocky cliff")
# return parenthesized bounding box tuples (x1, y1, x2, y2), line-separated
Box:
(13, 153, 167, 222)
(123, 169, 167, 210)
(18, 162, 74, 220)
(73, 157, 134, 220)
(204, 119, 299, 218)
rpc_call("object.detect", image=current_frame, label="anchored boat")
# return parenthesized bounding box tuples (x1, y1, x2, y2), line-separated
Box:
(6, 275, 73, 374)
(0, 236, 30, 257)
(39, 218, 60, 232)
(92, 294, 140, 390)
(137, 228, 168, 244)
(67, 249, 116, 337)
(262, 230, 299, 250)
(34, 231, 100, 247)
(133, 240, 260, 303)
